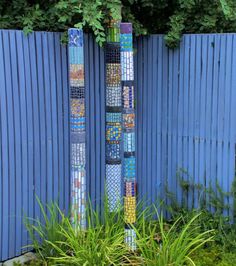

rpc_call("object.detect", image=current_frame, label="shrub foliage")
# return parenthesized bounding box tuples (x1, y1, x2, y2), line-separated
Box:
(1, 0, 236, 47)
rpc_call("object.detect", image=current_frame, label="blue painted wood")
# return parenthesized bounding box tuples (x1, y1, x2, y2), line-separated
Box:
(9, 30, 22, 256)
(1, 31, 236, 261)
(29, 32, 40, 221)
(156, 37, 163, 207)
(16, 31, 29, 247)
(0, 30, 71, 261)
(151, 36, 157, 204)
(3, 30, 16, 258)
(224, 35, 233, 215)
(48, 32, 59, 206)
(199, 35, 207, 208)
(177, 36, 184, 205)
(61, 39, 70, 215)
(0, 30, 9, 261)
(35, 32, 47, 216)
(205, 34, 214, 211)
(54, 33, 65, 211)
(229, 35, 236, 216)
(211, 35, 220, 211)
(99, 39, 105, 216)
(194, 35, 201, 208)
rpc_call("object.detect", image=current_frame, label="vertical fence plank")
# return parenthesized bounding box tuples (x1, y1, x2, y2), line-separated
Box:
(147, 36, 152, 204)
(99, 41, 105, 214)
(9, 30, 22, 256)
(29, 32, 40, 220)
(36, 33, 47, 213)
(23, 31, 34, 247)
(205, 35, 214, 210)
(143, 37, 148, 202)
(3, 30, 16, 258)
(217, 35, 226, 214)
(94, 40, 101, 210)
(161, 38, 168, 214)
(54, 33, 65, 210)
(43, 33, 53, 206)
(193, 35, 201, 208)
(199, 35, 207, 207)
(229, 35, 236, 216)
(171, 46, 179, 204)
(151, 36, 158, 204)
(211, 35, 220, 209)
(136, 37, 142, 202)
(0, 30, 9, 261)
(177, 36, 185, 205)
(182, 35, 190, 206)
(156, 36, 163, 205)
(89, 35, 96, 206)
(48, 32, 59, 204)
(167, 48, 173, 211)
(224, 34, 233, 215)
(61, 39, 70, 214)
(16, 31, 29, 248)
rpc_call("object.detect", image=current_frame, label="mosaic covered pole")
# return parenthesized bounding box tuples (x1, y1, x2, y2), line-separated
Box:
(68, 29, 86, 230)
(105, 20, 122, 212)
(121, 23, 136, 250)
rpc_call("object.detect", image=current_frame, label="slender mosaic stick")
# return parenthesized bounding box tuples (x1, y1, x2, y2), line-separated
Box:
(68, 29, 86, 230)
(105, 20, 122, 212)
(120, 23, 136, 251)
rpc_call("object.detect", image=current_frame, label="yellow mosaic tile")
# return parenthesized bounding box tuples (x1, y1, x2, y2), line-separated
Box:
(124, 196, 136, 224)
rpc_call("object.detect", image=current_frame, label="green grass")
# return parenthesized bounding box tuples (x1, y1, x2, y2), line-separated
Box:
(134, 211, 214, 266)
(24, 198, 217, 266)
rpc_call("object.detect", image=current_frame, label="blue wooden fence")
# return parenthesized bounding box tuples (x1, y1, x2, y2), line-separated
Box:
(0, 30, 70, 261)
(135, 34, 236, 214)
(1, 30, 236, 261)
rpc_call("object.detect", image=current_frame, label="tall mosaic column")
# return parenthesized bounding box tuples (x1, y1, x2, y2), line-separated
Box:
(68, 29, 86, 230)
(121, 23, 136, 250)
(105, 20, 122, 212)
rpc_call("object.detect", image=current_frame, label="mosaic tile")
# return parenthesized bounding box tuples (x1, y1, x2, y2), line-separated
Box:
(122, 85, 134, 109)
(124, 196, 136, 224)
(123, 112, 135, 129)
(106, 112, 122, 123)
(70, 64, 84, 87)
(125, 229, 136, 251)
(124, 132, 135, 153)
(106, 123, 122, 141)
(106, 164, 122, 212)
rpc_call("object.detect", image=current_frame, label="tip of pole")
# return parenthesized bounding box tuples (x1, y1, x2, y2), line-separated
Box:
(120, 23, 132, 34)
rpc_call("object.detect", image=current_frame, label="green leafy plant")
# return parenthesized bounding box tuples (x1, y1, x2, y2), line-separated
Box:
(25, 197, 132, 265)
(162, 170, 236, 265)
(24, 196, 67, 262)
(135, 211, 214, 266)
(1, 0, 236, 47)
(26, 195, 235, 266)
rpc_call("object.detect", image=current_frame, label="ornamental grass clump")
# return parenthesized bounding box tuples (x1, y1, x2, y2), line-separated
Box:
(134, 211, 215, 266)
(25, 198, 215, 265)
(25, 197, 132, 265)
(24, 197, 68, 261)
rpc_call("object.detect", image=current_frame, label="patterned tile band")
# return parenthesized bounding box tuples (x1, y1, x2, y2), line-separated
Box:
(121, 23, 136, 250)
(106, 20, 122, 212)
(68, 29, 86, 230)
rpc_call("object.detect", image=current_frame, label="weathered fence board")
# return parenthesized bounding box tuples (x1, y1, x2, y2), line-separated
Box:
(1, 30, 236, 261)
